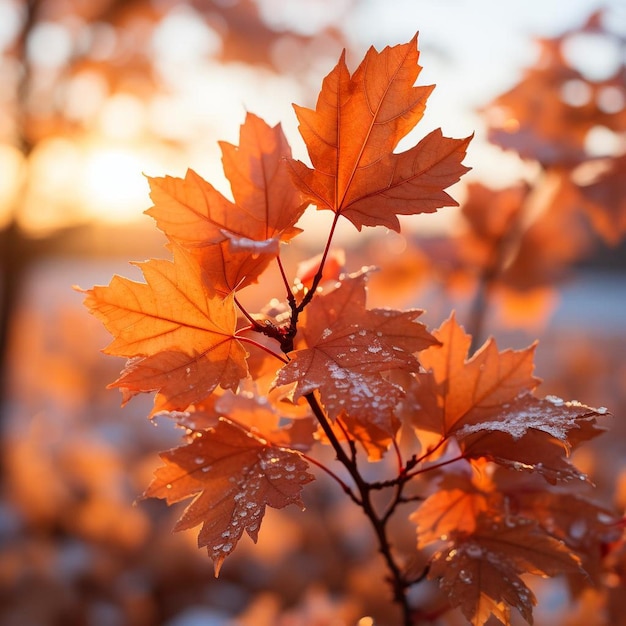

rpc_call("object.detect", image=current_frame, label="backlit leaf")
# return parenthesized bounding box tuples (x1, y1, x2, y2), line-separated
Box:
(147, 112, 306, 246)
(429, 515, 581, 626)
(288, 34, 471, 231)
(81, 245, 248, 410)
(144, 418, 314, 575)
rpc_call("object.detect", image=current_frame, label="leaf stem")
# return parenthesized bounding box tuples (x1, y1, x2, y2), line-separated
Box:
(280, 212, 342, 354)
(296, 212, 340, 313)
(300, 451, 360, 504)
(235, 295, 261, 329)
(405, 454, 467, 479)
(276, 254, 297, 310)
(235, 333, 289, 364)
(305, 392, 414, 625)
(392, 435, 404, 474)
(413, 436, 448, 465)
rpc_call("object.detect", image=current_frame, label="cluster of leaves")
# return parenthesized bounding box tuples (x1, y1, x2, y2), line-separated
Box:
(82, 34, 621, 625)
(452, 12, 626, 341)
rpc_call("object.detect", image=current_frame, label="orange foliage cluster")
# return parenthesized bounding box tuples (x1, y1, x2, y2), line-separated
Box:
(76, 31, 626, 626)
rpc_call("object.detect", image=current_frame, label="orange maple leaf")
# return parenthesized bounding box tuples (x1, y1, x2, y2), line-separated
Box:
(147, 112, 306, 247)
(316, 412, 395, 461)
(81, 245, 248, 413)
(429, 515, 581, 626)
(413, 313, 539, 438)
(411, 483, 494, 548)
(191, 239, 276, 298)
(214, 382, 316, 451)
(483, 14, 626, 166)
(412, 314, 605, 481)
(144, 418, 314, 575)
(288, 33, 472, 231)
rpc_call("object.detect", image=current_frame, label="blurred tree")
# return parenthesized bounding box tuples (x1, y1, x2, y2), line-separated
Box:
(455, 11, 625, 349)
(0, 0, 349, 465)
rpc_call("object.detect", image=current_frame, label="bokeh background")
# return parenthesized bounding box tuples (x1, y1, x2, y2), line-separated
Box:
(1, 0, 625, 624)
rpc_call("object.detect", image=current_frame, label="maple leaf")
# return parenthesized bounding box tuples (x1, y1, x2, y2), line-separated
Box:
(275, 273, 437, 433)
(214, 382, 316, 451)
(144, 418, 314, 575)
(147, 112, 305, 247)
(498, 171, 593, 292)
(411, 481, 495, 548)
(577, 154, 626, 246)
(483, 14, 626, 166)
(81, 245, 248, 412)
(500, 482, 623, 594)
(317, 412, 395, 461)
(192, 239, 275, 298)
(411, 314, 605, 481)
(413, 313, 539, 437)
(288, 33, 471, 231)
(113, 349, 247, 416)
(429, 515, 582, 626)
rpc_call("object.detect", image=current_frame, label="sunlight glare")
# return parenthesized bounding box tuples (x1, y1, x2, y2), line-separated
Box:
(81, 148, 148, 223)
(99, 93, 146, 140)
(65, 70, 109, 122)
(561, 33, 622, 81)
(27, 21, 74, 67)
(20, 137, 85, 234)
(152, 6, 222, 63)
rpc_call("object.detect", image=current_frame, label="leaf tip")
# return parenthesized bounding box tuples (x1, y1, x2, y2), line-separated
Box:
(213, 554, 225, 578)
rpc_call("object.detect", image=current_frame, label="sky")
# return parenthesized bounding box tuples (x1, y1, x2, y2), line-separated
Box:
(0, 0, 624, 234)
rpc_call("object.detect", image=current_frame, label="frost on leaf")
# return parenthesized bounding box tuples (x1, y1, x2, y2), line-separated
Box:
(143, 418, 314, 575)
(429, 515, 582, 626)
(113, 348, 248, 417)
(275, 273, 438, 435)
(288, 33, 471, 231)
(411, 314, 606, 481)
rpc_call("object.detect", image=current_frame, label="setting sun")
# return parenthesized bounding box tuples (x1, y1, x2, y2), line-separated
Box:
(81, 146, 148, 223)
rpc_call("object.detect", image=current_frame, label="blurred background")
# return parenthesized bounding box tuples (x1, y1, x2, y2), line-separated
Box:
(0, 0, 625, 624)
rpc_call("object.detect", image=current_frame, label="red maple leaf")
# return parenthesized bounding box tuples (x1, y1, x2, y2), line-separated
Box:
(275, 273, 437, 434)
(144, 418, 314, 575)
(429, 514, 581, 626)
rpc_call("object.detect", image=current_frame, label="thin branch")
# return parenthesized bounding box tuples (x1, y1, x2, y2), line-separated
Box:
(406, 454, 467, 479)
(305, 392, 356, 476)
(336, 416, 358, 463)
(296, 212, 340, 313)
(234, 295, 261, 329)
(276, 255, 297, 309)
(305, 392, 414, 625)
(413, 436, 448, 465)
(300, 452, 360, 504)
(235, 333, 289, 364)
(465, 171, 546, 353)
